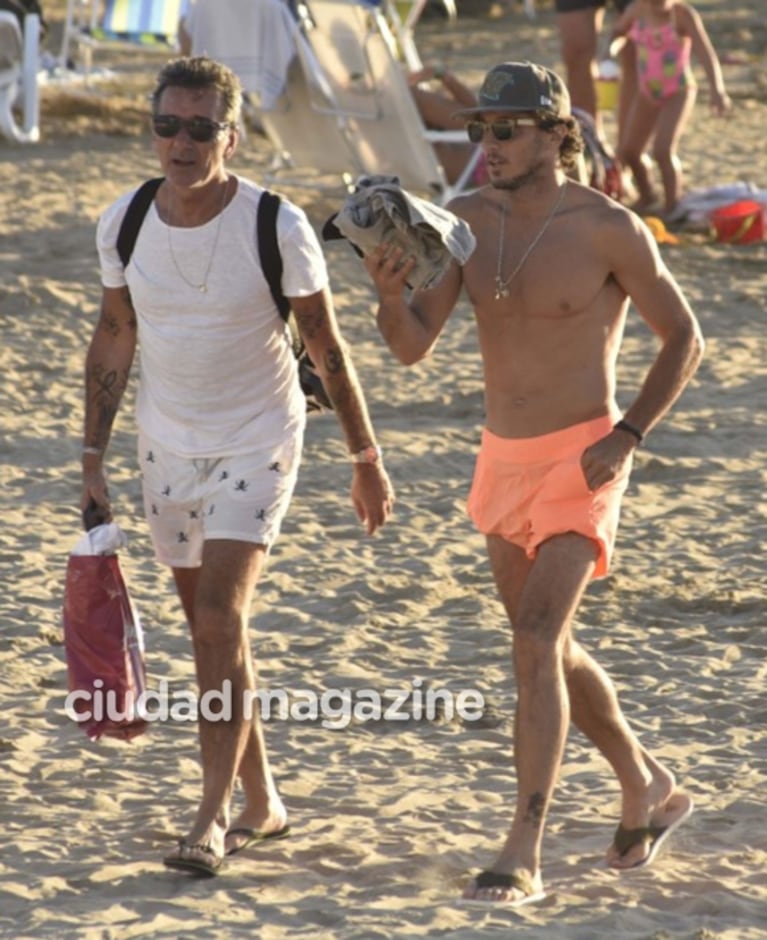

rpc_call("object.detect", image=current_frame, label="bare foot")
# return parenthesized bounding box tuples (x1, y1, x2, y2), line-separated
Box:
(461, 866, 545, 907)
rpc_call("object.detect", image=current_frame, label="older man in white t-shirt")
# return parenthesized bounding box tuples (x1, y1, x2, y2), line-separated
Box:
(81, 56, 393, 877)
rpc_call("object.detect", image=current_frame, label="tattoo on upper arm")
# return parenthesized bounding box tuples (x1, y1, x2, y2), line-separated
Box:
(99, 289, 136, 336)
(293, 298, 328, 342)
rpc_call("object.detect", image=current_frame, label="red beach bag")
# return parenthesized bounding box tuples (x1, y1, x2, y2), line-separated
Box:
(63, 547, 148, 741)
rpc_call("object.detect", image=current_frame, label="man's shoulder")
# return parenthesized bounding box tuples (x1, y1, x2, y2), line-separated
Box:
(236, 177, 309, 227)
(97, 186, 147, 245)
(446, 186, 496, 224)
(567, 182, 639, 229)
(567, 184, 663, 274)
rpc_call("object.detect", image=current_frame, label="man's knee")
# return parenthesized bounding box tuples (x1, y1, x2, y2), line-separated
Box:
(192, 597, 247, 646)
(512, 629, 563, 688)
(512, 606, 565, 657)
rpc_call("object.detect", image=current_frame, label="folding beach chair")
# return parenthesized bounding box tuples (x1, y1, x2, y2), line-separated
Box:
(59, 0, 189, 76)
(382, 0, 455, 72)
(0, 9, 39, 142)
(262, 0, 479, 203)
(260, 51, 363, 182)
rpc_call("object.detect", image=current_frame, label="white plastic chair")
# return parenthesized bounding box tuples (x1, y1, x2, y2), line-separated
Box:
(0, 11, 40, 143)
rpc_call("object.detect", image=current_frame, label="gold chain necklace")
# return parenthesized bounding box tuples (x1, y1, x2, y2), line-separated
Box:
(166, 177, 230, 294)
(494, 181, 567, 300)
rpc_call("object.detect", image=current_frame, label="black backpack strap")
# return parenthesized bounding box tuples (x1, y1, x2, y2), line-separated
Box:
(116, 177, 164, 268)
(256, 190, 291, 323)
(257, 190, 332, 412)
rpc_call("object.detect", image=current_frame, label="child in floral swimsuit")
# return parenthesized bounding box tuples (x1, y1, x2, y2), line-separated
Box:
(609, 0, 731, 216)
(632, 8, 692, 102)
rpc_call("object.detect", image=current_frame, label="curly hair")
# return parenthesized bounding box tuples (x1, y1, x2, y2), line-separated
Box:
(152, 56, 242, 125)
(539, 116, 584, 174)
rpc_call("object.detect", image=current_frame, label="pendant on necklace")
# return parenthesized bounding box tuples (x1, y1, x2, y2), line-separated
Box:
(494, 278, 510, 301)
(198, 284, 207, 294)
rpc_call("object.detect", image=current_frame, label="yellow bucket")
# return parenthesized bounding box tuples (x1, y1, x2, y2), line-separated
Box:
(596, 59, 620, 111)
(596, 77, 619, 111)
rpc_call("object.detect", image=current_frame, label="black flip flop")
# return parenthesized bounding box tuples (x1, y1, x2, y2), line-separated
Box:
(225, 824, 291, 857)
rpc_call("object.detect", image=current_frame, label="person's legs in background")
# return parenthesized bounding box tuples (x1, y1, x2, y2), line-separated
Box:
(557, 0, 638, 150)
(651, 86, 697, 216)
(556, 1, 605, 129)
(618, 91, 660, 211)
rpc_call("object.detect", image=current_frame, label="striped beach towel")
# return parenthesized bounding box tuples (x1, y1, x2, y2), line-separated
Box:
(90, 0, 189, 45)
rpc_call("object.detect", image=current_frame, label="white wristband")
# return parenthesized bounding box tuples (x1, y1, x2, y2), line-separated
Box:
(82, 446, 103, 456)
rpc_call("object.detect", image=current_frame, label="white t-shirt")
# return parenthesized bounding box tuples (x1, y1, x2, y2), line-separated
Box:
(97, 177, 328, 458)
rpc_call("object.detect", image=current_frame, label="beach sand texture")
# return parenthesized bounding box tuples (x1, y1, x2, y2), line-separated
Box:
(0, 1, 765, 937)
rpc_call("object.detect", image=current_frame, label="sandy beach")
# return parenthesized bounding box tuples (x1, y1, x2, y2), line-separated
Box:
(1, 0, 765, 937)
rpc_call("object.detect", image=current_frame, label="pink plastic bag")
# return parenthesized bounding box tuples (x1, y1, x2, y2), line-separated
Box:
(62, 534, 148, 741)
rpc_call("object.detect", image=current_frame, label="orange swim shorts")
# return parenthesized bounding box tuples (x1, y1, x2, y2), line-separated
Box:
(467, 414, 632, 578)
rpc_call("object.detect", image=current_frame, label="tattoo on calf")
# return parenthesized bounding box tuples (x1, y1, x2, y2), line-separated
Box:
(524, 792, 546, 826)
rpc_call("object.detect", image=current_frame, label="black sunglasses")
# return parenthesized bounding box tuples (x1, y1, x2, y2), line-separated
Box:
(466, 117, 538, 144)
(152, 114, 232, 143)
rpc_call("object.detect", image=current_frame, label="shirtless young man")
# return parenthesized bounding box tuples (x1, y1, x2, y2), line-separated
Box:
(363, 62, 703, 905)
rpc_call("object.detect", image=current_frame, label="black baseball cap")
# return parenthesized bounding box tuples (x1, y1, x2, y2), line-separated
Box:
(454, 61, 571, 119)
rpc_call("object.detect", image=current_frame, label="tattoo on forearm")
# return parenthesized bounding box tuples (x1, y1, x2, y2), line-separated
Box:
(89, 364, 126, 405)
(86, 364, 128, 442)
(319, 347, 372, 446)
(524, 792, 546, 826)
(323, 345, 344, 376)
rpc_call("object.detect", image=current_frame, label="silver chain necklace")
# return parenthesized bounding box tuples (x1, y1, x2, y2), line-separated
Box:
(166, 177, 230, 294)
(494, 181, 567, 300)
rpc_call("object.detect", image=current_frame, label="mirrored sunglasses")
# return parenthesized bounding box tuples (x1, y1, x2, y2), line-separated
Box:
(152, 114, 232, 143)
(466, 117, 538, 144)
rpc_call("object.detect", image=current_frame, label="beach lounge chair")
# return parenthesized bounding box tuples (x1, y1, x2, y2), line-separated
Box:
(0, 9, 39, 142)
(59, 0, 189, 76)
(261, 0, 479, 203)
